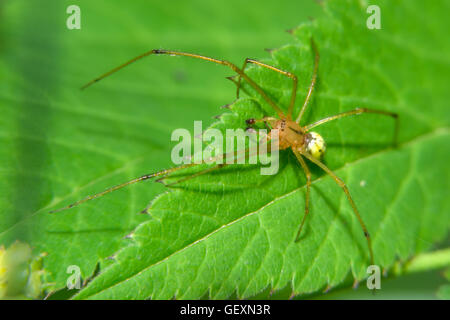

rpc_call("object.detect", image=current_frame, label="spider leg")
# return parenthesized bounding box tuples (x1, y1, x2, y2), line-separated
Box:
(138, 164, 224, 215)
(138, 163, 227, 214)
(141, 145, 253, 214)
(162, 163, 227, 187)
(237, 59, 298, 119)
(293, 151, 311, 242)
(51, 139, 263, 214)
(305, 107, 399, 147)
(82, 49, 286, 118)
(245, 116, 278, 132)
(161, 133, 273, 186)
(296, 38, 319, 124)
(246, 116, 278, 124)
(300, 151, 375, 266)
(49, 163, 197, 213)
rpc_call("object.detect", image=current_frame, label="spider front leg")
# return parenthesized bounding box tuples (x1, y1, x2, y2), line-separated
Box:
(81, 49, 287, 118)
(245, 116, 278, 132)
(300, 151, 375, 266)
(237, 59, 298, 119)
(293, 151, 312, 242)
(49, 162, 198, 213)
(296, 38, 320, 124)
(158, 133, 272, 187)
(305, 107, 399, 147)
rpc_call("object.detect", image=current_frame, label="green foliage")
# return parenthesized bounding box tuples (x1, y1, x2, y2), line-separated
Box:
(0, 0, 323, 296)
(0, 242, 47, 299)
(0, 0, 448, 299)
(437, 268, 450, 300)
(76, 0, 449, 299)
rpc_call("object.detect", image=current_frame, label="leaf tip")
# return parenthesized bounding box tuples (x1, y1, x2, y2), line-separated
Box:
(352, 278, 360, 289)
(322, 284, 332, 293)
(288, 291, 297, 300)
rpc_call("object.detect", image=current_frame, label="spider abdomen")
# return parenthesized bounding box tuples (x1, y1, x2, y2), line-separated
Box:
(304, 132, 326, 159)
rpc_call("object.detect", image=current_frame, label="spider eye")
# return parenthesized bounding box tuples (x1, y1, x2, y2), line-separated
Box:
(305, 132, 326, 159)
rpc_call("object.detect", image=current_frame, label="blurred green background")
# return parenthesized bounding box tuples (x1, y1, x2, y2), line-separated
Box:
(0, 0, 448, 299)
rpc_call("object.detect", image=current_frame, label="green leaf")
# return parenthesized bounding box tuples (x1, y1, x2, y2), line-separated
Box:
(437, 268, 450, 300)
(73, 0, 449, 299)
(0, 0, 323, 293)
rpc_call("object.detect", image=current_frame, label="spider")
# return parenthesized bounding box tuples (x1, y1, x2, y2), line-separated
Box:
(51, 39, 399, 267)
